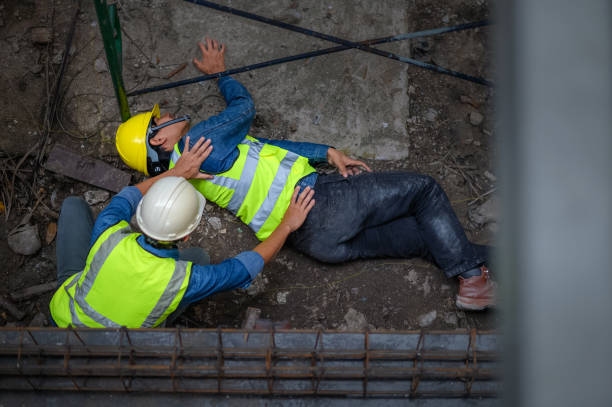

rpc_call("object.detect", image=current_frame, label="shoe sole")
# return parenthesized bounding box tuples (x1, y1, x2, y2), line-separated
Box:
(456, 296, 494, 311)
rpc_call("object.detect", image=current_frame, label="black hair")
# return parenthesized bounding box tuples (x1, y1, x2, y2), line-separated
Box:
(144, 235, 178, 249)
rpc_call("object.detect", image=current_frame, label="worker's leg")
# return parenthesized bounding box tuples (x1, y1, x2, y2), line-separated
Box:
(314, 216, 432, 261)
(318, 217, 490, 266)
(291, 172, 485, 278)
(178, 247, 210, 265)
(56, 197, 94, 286)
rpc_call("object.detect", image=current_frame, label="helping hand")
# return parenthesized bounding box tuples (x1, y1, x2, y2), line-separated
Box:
(280, 186, 315, 232)
(193, 37, 226, 75)
(171, 136, 214, 180)
(327, 148, 372, 178)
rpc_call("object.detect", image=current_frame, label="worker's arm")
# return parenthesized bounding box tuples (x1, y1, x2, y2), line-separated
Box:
(255, 138, 371, 177)
(179, 254, 261, 304)
(253, 186, 315, 264)
(254, 137, 331, 164)
(90, 137, 213, 245)
(135, 136, 213, 195)
(187, 38, 255, 174)
(179, 186, 315, 305)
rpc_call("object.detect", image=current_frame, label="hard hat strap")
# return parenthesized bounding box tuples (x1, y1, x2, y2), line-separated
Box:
(145, 115, 190, 176)
(150, 115, 191, 132)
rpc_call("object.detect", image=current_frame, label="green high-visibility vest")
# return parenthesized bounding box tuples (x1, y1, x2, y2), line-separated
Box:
(49, 221, 191, 328)
(170, 135, 316, 241)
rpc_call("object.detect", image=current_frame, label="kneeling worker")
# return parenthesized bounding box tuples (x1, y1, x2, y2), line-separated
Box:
(50, 137, 314, 328)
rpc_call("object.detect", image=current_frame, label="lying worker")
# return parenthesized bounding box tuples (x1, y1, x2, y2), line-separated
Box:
(115, 38, 495, 311)
(49, 137, 315, 328)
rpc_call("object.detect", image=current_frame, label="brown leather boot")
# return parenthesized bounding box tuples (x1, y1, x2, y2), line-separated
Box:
(456, 266, 496, 311)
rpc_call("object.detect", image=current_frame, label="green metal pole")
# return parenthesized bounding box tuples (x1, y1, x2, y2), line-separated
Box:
(93, 0, 130, 122)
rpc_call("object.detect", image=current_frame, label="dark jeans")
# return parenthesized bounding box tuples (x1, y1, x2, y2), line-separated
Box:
(57, 197, 95, 287)
(289, 173, 487, 278)
(56, 197, 210, 287)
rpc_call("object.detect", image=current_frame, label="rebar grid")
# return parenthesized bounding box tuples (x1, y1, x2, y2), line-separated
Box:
(0, 327, 499, 398)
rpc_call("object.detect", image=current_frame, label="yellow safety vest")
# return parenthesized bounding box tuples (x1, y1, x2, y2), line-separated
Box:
(170, 135, 315, 240)
(49, 221, 191, 328)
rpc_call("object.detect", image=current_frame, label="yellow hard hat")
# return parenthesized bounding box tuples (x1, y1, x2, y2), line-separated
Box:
(115, 104, 160, 176)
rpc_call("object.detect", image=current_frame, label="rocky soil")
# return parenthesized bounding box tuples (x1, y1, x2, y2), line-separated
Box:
(0, 0, 498, 331)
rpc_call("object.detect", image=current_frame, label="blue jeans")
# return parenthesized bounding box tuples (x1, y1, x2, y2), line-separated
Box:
(289, 173, 487, 278)
(56, 197, 210, 286)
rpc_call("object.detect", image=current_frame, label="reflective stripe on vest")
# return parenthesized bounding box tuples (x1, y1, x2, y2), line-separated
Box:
(170, 136, 315, 240)
(50, 222, 191, 328)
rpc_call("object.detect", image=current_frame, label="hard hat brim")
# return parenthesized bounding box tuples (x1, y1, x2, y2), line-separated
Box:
(150, 104, 160, 120)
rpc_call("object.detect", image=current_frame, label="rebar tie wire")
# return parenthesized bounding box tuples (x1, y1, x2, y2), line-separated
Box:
(127, 3, 491, 97)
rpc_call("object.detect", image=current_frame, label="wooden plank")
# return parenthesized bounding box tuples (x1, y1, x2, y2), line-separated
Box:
(10, 281, 57, 301)
(45, 144, 131, 193)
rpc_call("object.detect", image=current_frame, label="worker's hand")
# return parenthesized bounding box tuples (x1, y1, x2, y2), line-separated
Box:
(280, 186, 315, 232)
(171, 136, 214, 180)
(193, 37, 226, 75)
(327, 148, 372, 178)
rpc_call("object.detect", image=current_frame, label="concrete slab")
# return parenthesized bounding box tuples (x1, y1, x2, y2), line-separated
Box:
(122, 0, 411, 160)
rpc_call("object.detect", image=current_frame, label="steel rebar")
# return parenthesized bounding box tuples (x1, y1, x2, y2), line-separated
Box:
(0, 327, 499, 398)
(128, 20, 490, 96)
(183, 0, 492, 86)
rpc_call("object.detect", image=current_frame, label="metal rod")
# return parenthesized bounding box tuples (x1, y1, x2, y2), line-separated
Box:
(183, 0, 492, 86)
(0, 327, 499, 397)
(127, 20, 490, 96)
(94, 0, 131, 121)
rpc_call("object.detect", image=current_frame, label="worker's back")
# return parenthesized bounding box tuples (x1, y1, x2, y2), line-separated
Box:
(50, 221, 191, 328)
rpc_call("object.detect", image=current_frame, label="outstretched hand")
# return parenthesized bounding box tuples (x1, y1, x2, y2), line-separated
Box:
(327, 148, 372, 178)
(171, 136, 214, 180)
(280, 186, 316, 232)
(193, 37, 226, 75)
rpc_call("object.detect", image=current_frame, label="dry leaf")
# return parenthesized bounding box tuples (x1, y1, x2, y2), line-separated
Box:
(45, 222, 57, 245)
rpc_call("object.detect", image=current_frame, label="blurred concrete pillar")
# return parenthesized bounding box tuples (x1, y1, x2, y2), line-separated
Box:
(497, 1, 612, 406)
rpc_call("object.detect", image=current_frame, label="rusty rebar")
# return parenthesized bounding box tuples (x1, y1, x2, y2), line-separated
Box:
(0, 327, 499, 398)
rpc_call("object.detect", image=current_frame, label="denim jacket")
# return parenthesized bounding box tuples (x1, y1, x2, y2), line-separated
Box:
(179, 76, 331, 189)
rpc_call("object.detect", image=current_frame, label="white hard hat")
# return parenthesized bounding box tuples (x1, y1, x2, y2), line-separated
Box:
(136, 176, 205, 241)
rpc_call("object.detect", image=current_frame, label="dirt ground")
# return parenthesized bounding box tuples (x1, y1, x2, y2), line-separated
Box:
(0, 0, 497, 331)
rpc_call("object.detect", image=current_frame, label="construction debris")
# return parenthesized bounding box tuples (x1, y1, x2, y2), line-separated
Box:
(45, 144, 131, 193)
(94, 57, 108, 73)
(342, 308, 368, 331)
(7, 223, 41, 256)
(84, 189, 110, 205)
(10, 281, 57, 302)
(28, 312, 48, 327)
(241, 307, 261, 330)
(0, 297, 26, 320)
(165, 62, 187, 79)
(44, 222, 57, 244)
(418, 310, 438, 327)
(470, 110, 485, 126)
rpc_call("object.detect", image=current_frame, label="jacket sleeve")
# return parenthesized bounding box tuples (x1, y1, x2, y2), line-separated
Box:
(182, 76, 256, 174)
(255, 137, 331, 164)
(179, 251, 264, 305)
(89, 186, 142, 246)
